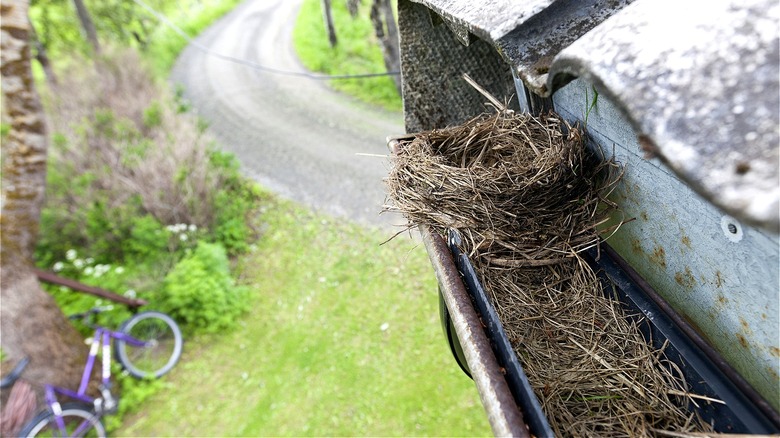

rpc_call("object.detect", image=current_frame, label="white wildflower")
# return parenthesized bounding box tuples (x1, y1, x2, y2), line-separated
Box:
(84, 267, 94, 276)
(179, 233, 188, 241)
(115, 267, 125, 274)
(73, 259, 85, 269)
(85, 257, 94, 265)
(124, 289, 137, 298)
(52, 262, 64, 272)
(93, 265, 110, 277)
(188, 224, 197, 232)
(66, 249, 77, 261)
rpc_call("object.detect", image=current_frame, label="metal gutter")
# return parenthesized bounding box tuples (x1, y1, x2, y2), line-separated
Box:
(418, 226, 528, 437)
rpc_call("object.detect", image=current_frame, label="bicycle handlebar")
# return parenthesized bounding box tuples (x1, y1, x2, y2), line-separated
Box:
(0, 356, 30, 389)
(68, 305, 115, 321)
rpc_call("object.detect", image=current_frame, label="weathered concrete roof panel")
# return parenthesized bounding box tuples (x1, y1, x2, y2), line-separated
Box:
(497, 0, 633, 95)
(548, 0, 780, 231)
(410, 0, 557, 41)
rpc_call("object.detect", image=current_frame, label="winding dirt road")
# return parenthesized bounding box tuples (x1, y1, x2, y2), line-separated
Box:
(170, 0, 404, 229)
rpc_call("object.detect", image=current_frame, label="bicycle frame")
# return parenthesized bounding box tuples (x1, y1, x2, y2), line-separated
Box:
(42, 326, 147, 435)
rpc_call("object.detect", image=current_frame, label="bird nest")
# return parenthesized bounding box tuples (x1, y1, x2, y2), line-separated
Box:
(385, 108, 712, 436)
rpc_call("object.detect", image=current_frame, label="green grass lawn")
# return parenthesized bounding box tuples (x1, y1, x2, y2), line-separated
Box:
(118, 194, 491, 436)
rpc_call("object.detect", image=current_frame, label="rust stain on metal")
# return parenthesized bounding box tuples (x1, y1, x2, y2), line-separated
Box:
(715, 270, 723, 288)
(771, 347, 780, 358)
(640, 211, 649, 221)
(674, 267, 696, 289)
(637, 134, 659, 159)
(650, 245, 666, 268)
(716, 293, 728, 306)
(630, 238, 643, 254)
(680, 235, 691, 249)
(736, 333, 750, 349)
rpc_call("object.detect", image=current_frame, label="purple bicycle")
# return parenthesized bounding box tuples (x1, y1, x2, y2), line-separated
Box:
(19, 306, 183, 437)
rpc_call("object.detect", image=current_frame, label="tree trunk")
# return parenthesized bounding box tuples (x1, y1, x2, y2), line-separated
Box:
(321, 0, 338, 47)
(0, 0, 88, 410)
(72, 0, 100, 54)
(370, 0, 401, 93)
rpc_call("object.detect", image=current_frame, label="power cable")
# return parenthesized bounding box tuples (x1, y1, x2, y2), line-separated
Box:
(132, 0, 400, 80)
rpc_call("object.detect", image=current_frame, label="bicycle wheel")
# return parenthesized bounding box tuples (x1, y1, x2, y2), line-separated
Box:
(115, 311, 183, 378)
(18, 403, 105, 438)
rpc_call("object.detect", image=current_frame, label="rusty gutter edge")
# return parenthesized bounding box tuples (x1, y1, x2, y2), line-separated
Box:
(419, 225, 529, 437)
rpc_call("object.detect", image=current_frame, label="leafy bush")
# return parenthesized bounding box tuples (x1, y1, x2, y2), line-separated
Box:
(36, 48, 260, 267)
(35, 47, 258, 348)
(159, 242, 250, 333)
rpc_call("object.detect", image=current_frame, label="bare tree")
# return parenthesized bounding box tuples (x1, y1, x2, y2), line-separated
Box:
(370, 0, 401, 93)
(72, 0, 100, 54)
(321, 0, 338, 47)
(1, 0, 88, 406)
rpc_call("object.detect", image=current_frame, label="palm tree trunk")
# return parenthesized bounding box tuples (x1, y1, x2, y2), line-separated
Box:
(1, 0, 89, 408)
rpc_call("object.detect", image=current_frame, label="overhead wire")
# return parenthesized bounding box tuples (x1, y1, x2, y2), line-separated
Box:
(132, 0, 401, 80)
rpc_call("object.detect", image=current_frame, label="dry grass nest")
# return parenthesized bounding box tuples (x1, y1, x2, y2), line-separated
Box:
(385, 109, 712, 437)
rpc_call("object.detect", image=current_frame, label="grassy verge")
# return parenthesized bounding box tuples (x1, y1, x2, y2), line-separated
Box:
(118, 193, 490, 436)
(293, 0, 403, 112)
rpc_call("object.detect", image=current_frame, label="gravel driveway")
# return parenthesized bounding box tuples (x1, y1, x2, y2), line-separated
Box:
(170, 0, 405, 229)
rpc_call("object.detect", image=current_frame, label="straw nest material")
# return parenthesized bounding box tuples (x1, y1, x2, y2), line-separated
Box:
(385, 109, 712, 437)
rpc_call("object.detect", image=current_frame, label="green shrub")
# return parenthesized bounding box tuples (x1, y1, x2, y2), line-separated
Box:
(210, 150, 261, 254)
(122, 215, 170, 263)
(142, 101, 164, 130)
(159, 242, 250, 333)
(36, 48, 260, 265)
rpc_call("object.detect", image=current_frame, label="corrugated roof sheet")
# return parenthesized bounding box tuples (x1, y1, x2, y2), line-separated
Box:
(411, 0, 780, 231)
